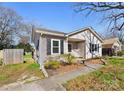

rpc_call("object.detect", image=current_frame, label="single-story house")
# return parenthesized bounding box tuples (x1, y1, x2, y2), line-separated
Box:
(32, 27, 103, 67)
(102, 37, 122, 56)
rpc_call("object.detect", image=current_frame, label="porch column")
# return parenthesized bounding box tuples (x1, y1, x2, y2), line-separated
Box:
(64, 37, 68, 54)
(39, 36, 47, 67)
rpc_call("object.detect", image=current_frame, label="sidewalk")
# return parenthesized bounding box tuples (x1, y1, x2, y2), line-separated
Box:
(0, 63, 103, 91)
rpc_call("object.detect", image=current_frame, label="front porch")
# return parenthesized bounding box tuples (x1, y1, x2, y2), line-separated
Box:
(67, 37, 86, 59)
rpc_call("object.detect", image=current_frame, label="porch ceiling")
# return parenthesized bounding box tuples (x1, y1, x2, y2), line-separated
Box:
(68, 38, 85, 42)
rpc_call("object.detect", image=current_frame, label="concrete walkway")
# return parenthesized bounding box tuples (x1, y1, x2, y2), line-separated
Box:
(0, 63, 103, 91)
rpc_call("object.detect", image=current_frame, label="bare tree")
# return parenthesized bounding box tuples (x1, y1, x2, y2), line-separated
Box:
(0, 6, 30, 49)
(74, 2, 124, 43)
(19, 36, 30, 44)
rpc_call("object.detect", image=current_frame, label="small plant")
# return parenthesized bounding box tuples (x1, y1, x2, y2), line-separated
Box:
(44, 61, 60, 69)
(117, 50, 124, 56)
(0, 59, 3, 66)
(23, 61, 27, 63)
(63, 54, 76, 65)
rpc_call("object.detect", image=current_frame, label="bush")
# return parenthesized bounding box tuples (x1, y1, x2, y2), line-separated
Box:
(44, 61, 60, 69)
(0, 59, 3, 66)
(117, 50, 124, 56)
(63, 54, 76, 65)
(16, 43, 34, 52)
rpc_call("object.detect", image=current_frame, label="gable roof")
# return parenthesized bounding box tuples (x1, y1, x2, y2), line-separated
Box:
(36, 28, 66, 34)
(35, 28, 66, 37)
(103, 37, 122, 45)
(34, 27, 103, 42)
(67, 27, 103, 42)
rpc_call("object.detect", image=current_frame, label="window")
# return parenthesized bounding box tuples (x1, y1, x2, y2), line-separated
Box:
(51, 39, 60, 54)
(89, 43, 99, 52)
(68, 43, 72, 52)
(94, 44, 97, 51)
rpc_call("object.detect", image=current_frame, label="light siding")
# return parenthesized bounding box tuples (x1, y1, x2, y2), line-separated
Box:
(68, 30, 102, 59)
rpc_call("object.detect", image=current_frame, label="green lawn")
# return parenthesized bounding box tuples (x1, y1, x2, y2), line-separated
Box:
(64, 57, 124, 91)
(0, 53, 44, 87)
(24, 52, 32, 59)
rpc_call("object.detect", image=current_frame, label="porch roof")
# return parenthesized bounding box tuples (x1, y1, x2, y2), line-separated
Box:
(102, 44, 113, 48)
(68, 37, 85, 42)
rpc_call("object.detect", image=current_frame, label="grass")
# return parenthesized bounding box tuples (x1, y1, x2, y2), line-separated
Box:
(24, 52, 32, 59)
(24, 53, 33, 63)
(64, 57, 124, 91)
(0, 53, 44, 87)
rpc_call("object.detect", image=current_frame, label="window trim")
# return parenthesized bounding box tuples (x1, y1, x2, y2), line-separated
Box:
(51, 39, 61, 55)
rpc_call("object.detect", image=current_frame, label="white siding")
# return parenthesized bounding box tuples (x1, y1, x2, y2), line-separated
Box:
(69, 30, 102, 59)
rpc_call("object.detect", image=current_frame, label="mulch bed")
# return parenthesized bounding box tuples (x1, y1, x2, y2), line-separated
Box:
(46, 63, 84, 76)
(46, 59, 102, 76)
(86, 59, 103, 64)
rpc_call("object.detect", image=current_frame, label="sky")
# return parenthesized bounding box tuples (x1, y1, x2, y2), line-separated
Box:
(1, 2, 107, 34)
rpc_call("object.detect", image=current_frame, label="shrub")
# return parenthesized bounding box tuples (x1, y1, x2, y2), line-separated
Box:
(16, 43, 34, 52)
(63, 54, 76, 65)
(44, 61, 60, 69)
(92, 56, 102, 59)
(0, 59, 3, 66)
(117, 50, 124, 56)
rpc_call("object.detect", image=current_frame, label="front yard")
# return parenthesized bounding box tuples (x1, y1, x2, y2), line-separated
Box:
(45, 58, 102, 76)
(0, 53, 44, 87)
(44, 54, 85, 76)
(1, 52, 124, 91)
(63, 57, 124, 91)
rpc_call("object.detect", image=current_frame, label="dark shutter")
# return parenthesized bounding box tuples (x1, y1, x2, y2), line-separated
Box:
(36, 40, 39, 50)
(60, 40, 64, 54)
(97, 44, 99, 52)
(47, 38, 51, 55)
(89, 43, 92, 53)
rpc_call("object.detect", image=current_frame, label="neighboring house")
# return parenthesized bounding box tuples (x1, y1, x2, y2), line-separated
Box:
(122, 45, 124, 50)
(32, 27, 103, 67)
(102, 37, 122, 56)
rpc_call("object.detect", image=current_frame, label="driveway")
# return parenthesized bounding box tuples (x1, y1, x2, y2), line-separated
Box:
(0, 63, 103, 91)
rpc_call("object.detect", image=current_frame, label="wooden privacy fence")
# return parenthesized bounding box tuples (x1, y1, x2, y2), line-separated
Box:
(3, 49, 24, 65)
